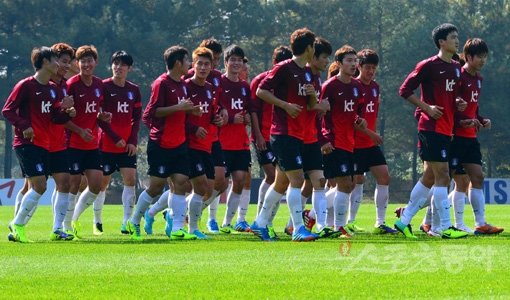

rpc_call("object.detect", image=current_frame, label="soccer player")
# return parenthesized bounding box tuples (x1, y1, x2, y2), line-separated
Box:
(346, 49, 397, 235)
(65, 45, 111, 239)
(3, 46, 72, 242)
(127, 45, 199, 241)
(251, 28, 319, 241)
(217, 44, 252, 234)
(395, 23, 468, 239)
(449, 38, 503, 235)
(320, 45, 367, 238)
(94, 50, 142, 235)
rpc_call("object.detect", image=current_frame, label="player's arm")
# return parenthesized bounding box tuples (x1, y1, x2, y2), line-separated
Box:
(2, 82, 31, 132)
(127, 89, 143, 148)
(257, 88, 302, 119)
(64, 120, 93, 142)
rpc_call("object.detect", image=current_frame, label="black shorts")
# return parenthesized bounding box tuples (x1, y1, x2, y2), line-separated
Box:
(15, 144, 50, 178)
(101, 151, 137, 176)
(255, 142, 276, 166)
(270, 135, 304, 172)
(302, 142, 323, 173)
(323, 148, 354, 179)
(418, 131, 451, 163)
(353, 146, 387, 174)
(211, 140, 226, 167)
(224, 150, 251, 177)
(147, 140, 190, 178)
(49, 150, 70, 174)
(189, 149, 215, 180)
(68, 148, 103, 175)
(450, 136, 482, 174)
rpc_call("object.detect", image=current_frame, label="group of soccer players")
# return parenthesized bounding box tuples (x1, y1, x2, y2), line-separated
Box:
(2, 24, 503, 243)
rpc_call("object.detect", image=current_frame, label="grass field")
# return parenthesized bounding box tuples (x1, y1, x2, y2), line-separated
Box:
(1, 203, 509, 299)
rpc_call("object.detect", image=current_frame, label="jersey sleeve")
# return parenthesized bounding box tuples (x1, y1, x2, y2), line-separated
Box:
(399, 60, 429, 99)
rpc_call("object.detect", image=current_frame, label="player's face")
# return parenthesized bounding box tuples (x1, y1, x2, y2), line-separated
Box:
(212, 52, 221, 69)
(226, 55, 243, 75)
(467, 53, 487, 72)
(45, 56, 60, 76)
(305, 44, 315, 62)
(442, 31, 459, 54)
(176, 54, 191, 76)
(112, 60, 131, 80)
(239, 63, 249, 81)
(358, 63, 378, 82)
(194, 56, 212, 80)
(78, 55, 97, 77)
(340, 54, 358, 76)
(311, 53, 330, 72)
(66, 58, 80, 78)
(56, 54, 72, 78)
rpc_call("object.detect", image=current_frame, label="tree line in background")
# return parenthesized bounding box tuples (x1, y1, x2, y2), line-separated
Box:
(1, 0, 509, 199)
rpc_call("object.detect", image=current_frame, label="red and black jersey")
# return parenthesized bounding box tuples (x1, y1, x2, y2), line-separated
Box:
(259, 59, 314, 141)
(248, 71, 272, 142)
(185, 78, 218, 153)
(100, 78, 142, 153)
(217, 74, 250, 151)
(302, 73, 322, 144)
(321, 77, 365, 153)
(454, 68, 484, 138)
(48, 79, 69, 152)
(142, 73, 188, 149)
(3, 76, 67, 150)
(66, 74, 104, 150)
(399, 55, 461, 136)
(355, 80, 380, 149)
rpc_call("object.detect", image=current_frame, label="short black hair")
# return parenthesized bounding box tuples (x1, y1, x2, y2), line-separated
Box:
(199, 38, 223, 54)
(272, 45, 293, 64)
(463, 38, 489, 58)
(111, 50, 133, 66)
(31, 46, 57, 70)
(314, 37, 332, 58)
(290, 28, 316, 56)
(357, 49, 379, 66)
(432, 23, 458, 49)
(334, 45, 357, 63)
(163, 46, 188, 70)
(224, 44, 245, 61)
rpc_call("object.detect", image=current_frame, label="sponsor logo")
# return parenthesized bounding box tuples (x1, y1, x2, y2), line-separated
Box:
(36, 91, 42, 95)
(41, 101, 51, 113)
(445, 79, 455, 92)
(85, 101, 97, 113)
(344, 99, 354, 112)
(231, 98, 243, 110)
(440, 70, 446, 74)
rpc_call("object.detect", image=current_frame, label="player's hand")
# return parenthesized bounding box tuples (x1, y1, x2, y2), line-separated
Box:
(97, 111, 112, 122)
(284, 102, 303, 118)
(369, 132, 383, 145)
(196, 127, 208, 139)
(321, 142, 334, 155)
(23, 127, 34, 142)
(255, 134, 267, 151)
(233, 112, 244, 124)
(244, 113, 251, 125)
(61, 95, 74, 109)
(455, 97, 467, 112)
(126, 144, 137, 156)
(79, 128, 93, 142)
(177, 99, 194, 111)
(305, 84, 316, 97)
(116, 139, 126, 148)
(482, 118, 491, 129)
(212, 114, 225, 127)
(314, 99, 330, 116)
(354, 117, 367, 130)
(460, 119, 482, 128)
(66, 107, 76, 118)
(425, 105, 443, 119)
(190, 105, 202, 116)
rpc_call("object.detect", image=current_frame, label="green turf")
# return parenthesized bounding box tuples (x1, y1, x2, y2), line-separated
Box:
(1, 203, 509, 299)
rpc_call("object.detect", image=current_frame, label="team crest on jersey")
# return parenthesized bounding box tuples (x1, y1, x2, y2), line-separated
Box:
(266, 152, 274, 160)
(353, 87, 359, 97)
(305, 72, 312, 83)
(451, 158, 458, 167)
(206, 90, 212, 99)
(213, 78, 220, 87)
(182, 86, 188, 96)
(196, 163, 203, 172)
(340, 164, 348, 173)
(104, 164, 111, 173)
(241, 87, 247, 96)
(296, 155, 302, 166)
(62, 88, 68, 97)
(455, 68, 460, 78)
(477, 80, 482, 89)
(441, 149, 447, 159)
(128, 91, 134, 100)
(318, 77, 322, 86)
(95, 88, 101, 98)
(35, 163, 44, 173)
(73, 163, 80, 171)
(50, 89, 56, 99)
(158, 165, 165, 175)
(372, 88, 377, 97)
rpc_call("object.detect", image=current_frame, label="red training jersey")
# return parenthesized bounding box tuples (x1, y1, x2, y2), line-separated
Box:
(48, 79, 70, 152)
(454, 68, 484, 138)
(355, 80, 380, 149)
(248, 71, 272, 142)
(302, 73, 322, 144)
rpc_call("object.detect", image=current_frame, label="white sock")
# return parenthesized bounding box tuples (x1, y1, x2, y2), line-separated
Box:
(72, 188, 98, 222)
(423, 206, 432, 225)
(312, 189, 326, 230)
(53, 192, 69, 232)
(287, 187, 304, 229)
(326, 188, 335, 227)
(51, 187, 58, 216)
(348, 184, 363, 223)
(93, 191, 106, 224)
(401, 181, 430, 225)
(268, 199, 280, 226)
(374, 184, 389, 227)
(237, 188, 251, 222)
(131, 190, 155, 225)
(13, 189, 42, 225)
(430, 199, 441, 232)
(149, 190, 169, 217)
(255, 186, 283, 227)
(469, 188, 485, 227)
(188, 193, 203, 233)
(171, 194, 187, 231)
(208, 196, 220, 221)
(63, 193, 77, 231)
(203, 190, 220, 210)
(223, 191, 241, 226)
(301, 195, 308, 209)
(24, 203, 38, 224)
(257, 181, 271, 215)
(432, 186, 451, 231)
(14, 190, 25, 217)
(122, 185, 136, 225)
(452, 190, 466, 227)
(333, 190, 349, 228)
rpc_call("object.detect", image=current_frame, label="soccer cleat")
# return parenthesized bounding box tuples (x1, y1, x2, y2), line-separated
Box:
(219, 224, 235, 234)
(192, 229, 210, 240)
(93, 223, 104, 236)
(170, 229, 197, 240)
(303, 209, 316, 231)
(71, 221, 82, 239)
(144, 210, 155, 235)
(234, 221, 251, 232)
(346, 221, 365, 233)
(267, 225, 279, 240)
(51, 229, 74, 241)
(394, 207, 404, 218)
(474, 223, 504, 235)
(373, 224, 398, 234)
(419, 223, 431, 233)
(120, 223, 130, 235)
(336, 226, 353, 238)
(12, 224, 33, 243)
(7, 233, 16, 242)
(164, 213, 173, 238)
(250, 221, 273, 241)
(292, 225, 319, 242)
(455, 224, 474, 234)
(284, 225, 294, 236)
(127, 220, 143, 241)
(441, 226, 469, 239)
(207, 219, 220, 234)
(8, 222, 14, 234)
(317, 227, 339, 238)
(394, 220, 417, 239)
(427, 229, 442, 237)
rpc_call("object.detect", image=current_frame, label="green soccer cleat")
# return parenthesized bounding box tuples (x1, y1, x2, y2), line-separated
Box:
(441, 226, 469, 239)
(13, 224, 33, 243)
(394, 220, 417, 239)
(93, 223, 103, 236)
(127, 220, 143, 241)
(71, 221, 82, 239)
(267, 225, 279, 240)
(171, 228, 197, 240)
(317, 227, 340, 238)
(346, 221, 365, 233)
(219, 224, 235, 234)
